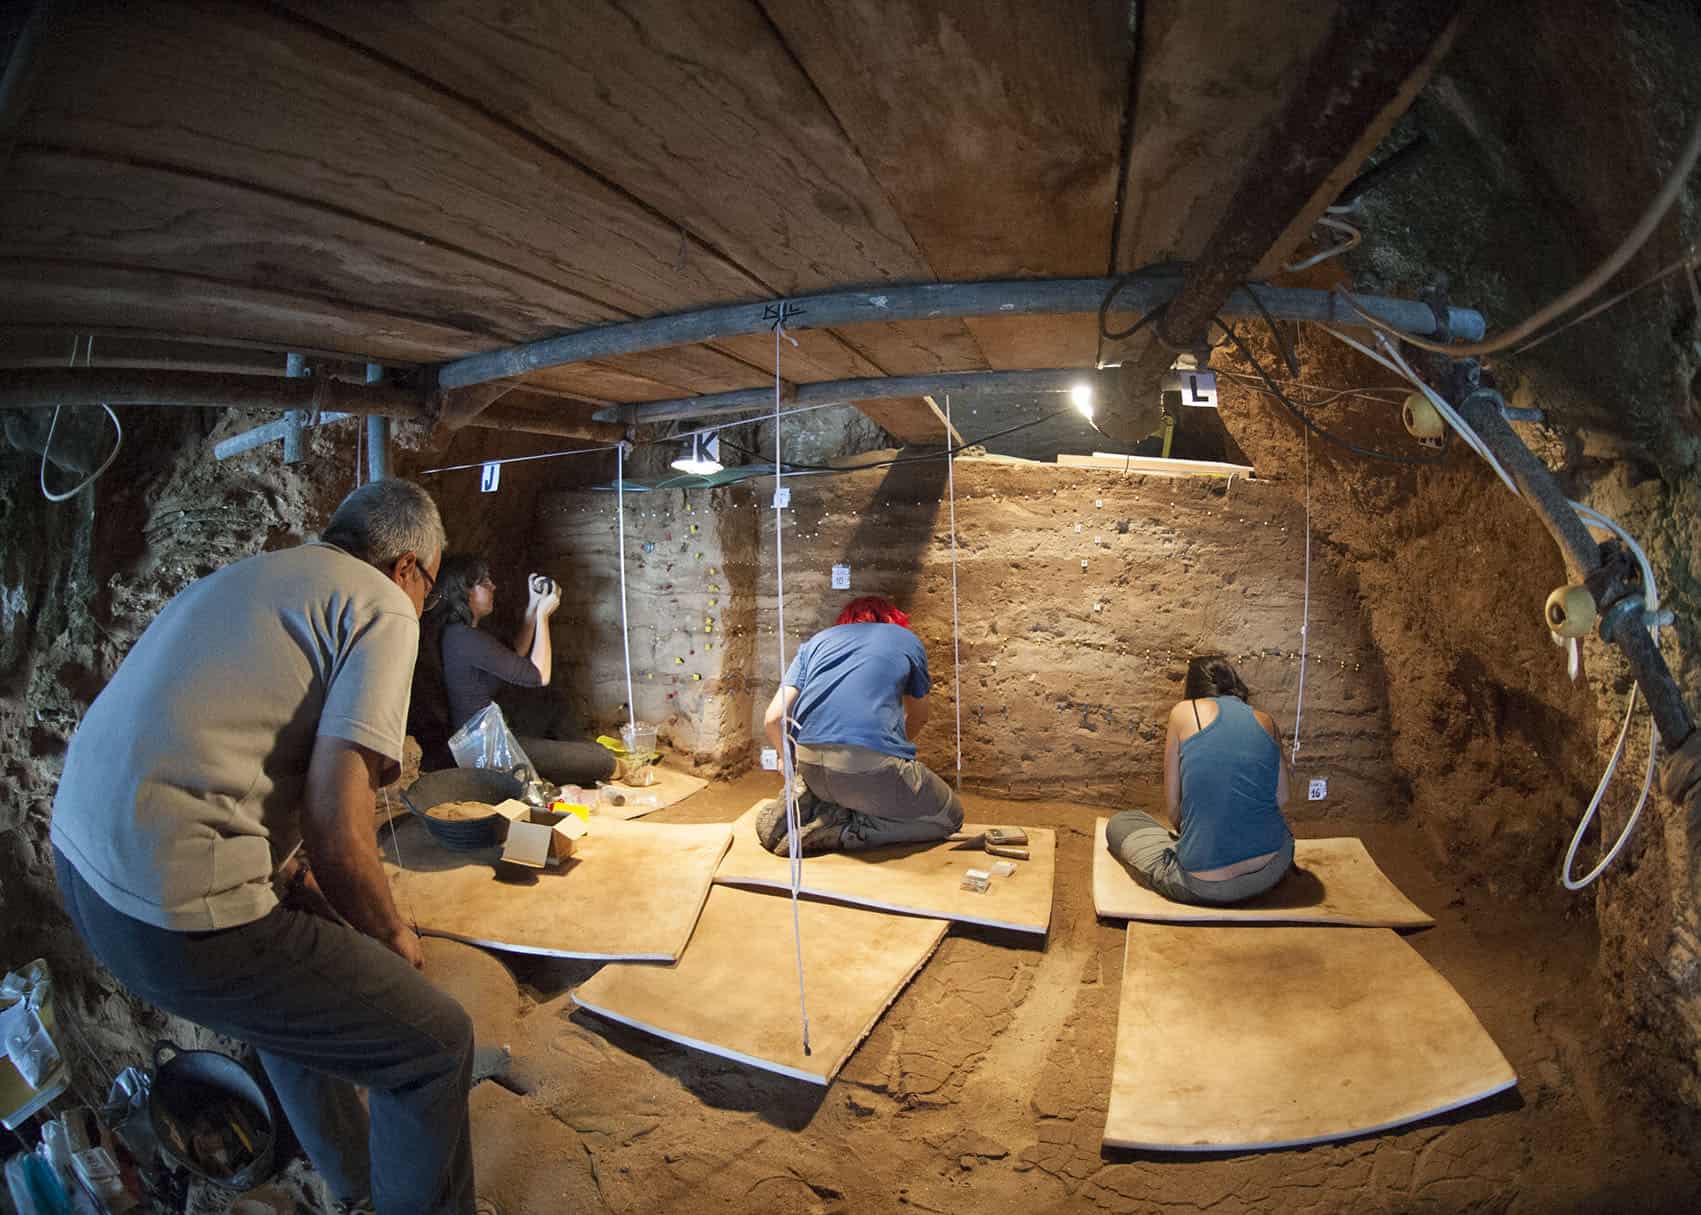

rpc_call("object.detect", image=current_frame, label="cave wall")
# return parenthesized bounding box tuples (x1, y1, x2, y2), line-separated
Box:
(1303, 0, 1701, 1128)
(0, 403, 583, 1100)
(534, 459, 1397, 812)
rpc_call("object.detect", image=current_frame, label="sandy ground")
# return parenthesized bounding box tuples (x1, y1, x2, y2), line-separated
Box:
(416, 771, 1700, 1215)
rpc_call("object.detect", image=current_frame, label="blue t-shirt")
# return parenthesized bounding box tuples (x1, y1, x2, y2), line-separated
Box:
(783, 623, 930, 758)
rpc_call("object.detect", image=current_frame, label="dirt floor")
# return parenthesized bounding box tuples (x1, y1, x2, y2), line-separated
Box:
(347, 770, 1701, 1215)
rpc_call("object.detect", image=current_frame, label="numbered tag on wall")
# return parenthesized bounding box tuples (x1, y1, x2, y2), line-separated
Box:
(480, 461, 502, 493)
(772, 486, 791, 509)
(830, 563, 851, 590)
(1181, 370, 1219, 408)
(1307, 778, 1328, 802)
(760, 747, 779, 771)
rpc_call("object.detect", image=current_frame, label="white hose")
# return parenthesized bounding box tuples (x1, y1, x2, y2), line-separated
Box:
(40, 336, 124, 503)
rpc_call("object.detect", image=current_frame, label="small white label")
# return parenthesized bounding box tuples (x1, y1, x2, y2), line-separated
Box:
(772, 486, 792, 508)
(830, 563, 851, 590)
(1307, 778, 1328, 802)
(1182, 371, 1219, 408)
(480, 462, 501, 493)
(760, 747, 779, 771)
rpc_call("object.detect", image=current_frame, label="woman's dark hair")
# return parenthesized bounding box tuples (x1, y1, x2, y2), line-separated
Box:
(1185, 655, 1251, 702)
(422, 553, 490, 632)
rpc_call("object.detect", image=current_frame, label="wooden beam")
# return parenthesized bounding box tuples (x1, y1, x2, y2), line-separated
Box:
(763, 0, 1130, 371)
(854, 396, 961, 447)
(1103, 0, 1469, 438)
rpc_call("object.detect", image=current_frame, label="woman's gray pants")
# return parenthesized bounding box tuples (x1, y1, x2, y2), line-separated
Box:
(1105, 809, 1294, 905)
(55, 849, 475, 1215)
(796, 743, 965, 849)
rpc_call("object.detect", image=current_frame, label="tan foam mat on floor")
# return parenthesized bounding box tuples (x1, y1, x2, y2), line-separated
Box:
(471, 1083, 608, 1213)
(1092, 818, 1433, 928)
(592, 765, 709, 819)
(713, 801, 1055, 935)
(572, 884, 947, 1084)
(385, 815, 731, 961)
(1105, 923, 1516, 1151)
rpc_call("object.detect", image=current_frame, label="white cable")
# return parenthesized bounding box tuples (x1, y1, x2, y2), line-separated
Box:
(945, 392, 963, 791)
(1292, 427, 1311, 762)
(772, 317, 811, 1056)
(1284, 214, 1362, 273)
(615, 442, 637, 740)
(40, 336, 124, 503)
(1318, 323, 1663, 887)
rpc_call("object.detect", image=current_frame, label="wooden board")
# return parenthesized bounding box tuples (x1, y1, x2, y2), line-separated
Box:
(714, 801, 1054, 935)
(572, 885, 947, 1084)
(1057, 453, 1255, 478)
(592, 766, 709, 820)
(1092, 818, 1433, 929)
(24, 1, 763, 321)
(385, 815, 731, 961)
(470, 1084, 608, 1214)
(1105, 924, 1516, 1150)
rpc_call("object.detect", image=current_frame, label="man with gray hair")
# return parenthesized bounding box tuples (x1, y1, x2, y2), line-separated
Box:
(51, 479, 475, 1215)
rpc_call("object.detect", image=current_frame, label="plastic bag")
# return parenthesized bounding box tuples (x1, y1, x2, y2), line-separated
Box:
(448, 702, 536, 784)
(1, 961, 60, 1089)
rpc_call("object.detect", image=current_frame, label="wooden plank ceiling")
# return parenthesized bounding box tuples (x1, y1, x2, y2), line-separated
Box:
(0, 0, 1362, 443)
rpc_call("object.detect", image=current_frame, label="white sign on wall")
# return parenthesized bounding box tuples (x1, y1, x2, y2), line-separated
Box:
(831, 564, 851, 590)
(1307, 778, 1328, 802)
(760, 747, 779, 771)
(480, 462, 501, 493)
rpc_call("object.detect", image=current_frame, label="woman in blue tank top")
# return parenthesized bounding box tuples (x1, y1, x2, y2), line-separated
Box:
(1105, 657, 1294, 905)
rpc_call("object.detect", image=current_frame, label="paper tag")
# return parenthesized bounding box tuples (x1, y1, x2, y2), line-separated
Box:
(831, 563, 851, 590)
(1308, 778, 1328, 801)
(480, 462, 501, 493)
(773, 486, 791, 508)
(1181, 371, 1219, 408)
(760, 747, 779, 770)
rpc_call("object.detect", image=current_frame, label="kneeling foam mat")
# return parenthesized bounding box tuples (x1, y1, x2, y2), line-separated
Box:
(384, 815, 731, 961)
(714, 801, 1054, 935)
(1104, 923, 1515, 1151)
(1092, 818, 1432, 928)
(572, 885, 947, 1084)
(593, 765, 709, 819)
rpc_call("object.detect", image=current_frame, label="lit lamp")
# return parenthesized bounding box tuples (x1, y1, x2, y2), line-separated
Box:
(1070, 382, 1096, 421)
(671, 432, 722, 475)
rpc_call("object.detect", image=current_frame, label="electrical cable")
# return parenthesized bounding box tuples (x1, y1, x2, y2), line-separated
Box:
(1316, 323, 1664, 888)
(1214, 318, 1448, 465)
(615, 442, 637, 742)
(40, 336, 124, 503)
(1336, 106, 1701, 356)
(1508, 244, 1701, 357)
(1244, 283, 1301, 378)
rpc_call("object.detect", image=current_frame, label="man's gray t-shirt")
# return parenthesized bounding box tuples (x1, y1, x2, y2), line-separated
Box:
(51, 542, 419, 932)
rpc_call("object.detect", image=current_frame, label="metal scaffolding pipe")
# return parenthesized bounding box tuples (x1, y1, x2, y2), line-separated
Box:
(436, 278, 1486, 391)
(0, 368, 426, 415)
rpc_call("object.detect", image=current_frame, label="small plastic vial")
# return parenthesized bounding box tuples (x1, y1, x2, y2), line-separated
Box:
(960, 868, 991, 893)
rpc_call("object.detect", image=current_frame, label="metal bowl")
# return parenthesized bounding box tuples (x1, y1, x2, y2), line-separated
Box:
(400, 768, 524, 850)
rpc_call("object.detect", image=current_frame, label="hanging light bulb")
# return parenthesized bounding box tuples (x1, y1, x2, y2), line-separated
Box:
(671, 432, 722, 475)
(1070, 382, 1095, 419)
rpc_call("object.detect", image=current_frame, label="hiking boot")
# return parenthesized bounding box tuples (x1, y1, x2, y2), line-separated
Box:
(753, 795, 851, 856)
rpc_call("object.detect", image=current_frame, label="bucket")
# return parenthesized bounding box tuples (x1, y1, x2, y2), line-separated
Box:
(148, 1042, 278, 1190)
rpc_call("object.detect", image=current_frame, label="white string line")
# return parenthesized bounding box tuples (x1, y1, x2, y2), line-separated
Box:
(772, 318, 812, 1056)
(381, 786, 419, 933)
(945, 392, 963, 791)
(418, 442, 623, 476)
(616, 442, 637, 740)
(1292, 426, 1311, 763)
(41, 335, 124, 504)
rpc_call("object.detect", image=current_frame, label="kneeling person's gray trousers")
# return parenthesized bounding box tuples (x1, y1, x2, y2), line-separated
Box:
(796, 743, 964, 849)
(55, 849, 475, 1215)
(1105, 809, 1293, 906)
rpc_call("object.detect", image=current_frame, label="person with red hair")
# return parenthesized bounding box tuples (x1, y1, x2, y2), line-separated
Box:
(757, 596, 963, 854)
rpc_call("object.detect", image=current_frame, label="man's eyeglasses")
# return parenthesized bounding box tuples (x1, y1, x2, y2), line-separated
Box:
(419, 560, 438, 607)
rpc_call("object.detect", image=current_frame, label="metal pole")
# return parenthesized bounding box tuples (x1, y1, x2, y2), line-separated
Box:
(364, 363, 391, 481)
(435, 278, 1486, 392)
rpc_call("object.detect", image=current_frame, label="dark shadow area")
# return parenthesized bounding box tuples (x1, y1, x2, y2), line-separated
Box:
(566, 1006, 830, 1132)
(1100, 1084, 1526, 1163)
(834, 457, 947, 611)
